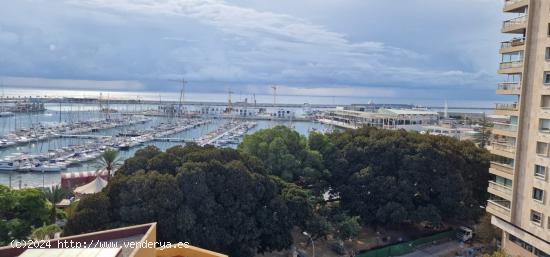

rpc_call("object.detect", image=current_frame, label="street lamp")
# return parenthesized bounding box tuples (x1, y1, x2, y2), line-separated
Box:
(302, 231, 315, 257)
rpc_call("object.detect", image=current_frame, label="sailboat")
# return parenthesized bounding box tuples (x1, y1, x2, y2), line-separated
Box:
(0, 78, 14, 117)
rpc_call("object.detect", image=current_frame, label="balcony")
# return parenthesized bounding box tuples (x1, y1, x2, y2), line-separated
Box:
(496, 82, 521, 95)
(502, 15, 528, 33)
(493, 122, 518, 132)
(489, 142, 516, 159)
(486, 200, 512, 222)
(492, 122, 518, 138)
(490, 161, 515, 178)
(492, 142, 516, 152)
(503, 0, 529, 13)
(498, 61, 523, 74)
(488, 181, 513, 198)
(500, 38, 525, 53)
(495, 103, 518, 115)
(496, 103, 518, 110)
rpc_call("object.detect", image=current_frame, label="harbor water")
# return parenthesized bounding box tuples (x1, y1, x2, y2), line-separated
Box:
(0, 103, 329, 188)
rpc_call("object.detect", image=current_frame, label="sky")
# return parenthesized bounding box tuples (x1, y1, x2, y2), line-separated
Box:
(0, 0, 511, 106)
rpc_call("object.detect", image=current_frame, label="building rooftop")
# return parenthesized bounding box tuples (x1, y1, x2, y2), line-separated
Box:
(378, 108, 439, 116)
(0, 223, 228, 257)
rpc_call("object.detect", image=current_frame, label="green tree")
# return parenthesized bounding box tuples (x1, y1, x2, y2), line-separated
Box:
(106, 170, 181, 240)
(117, 146, 162, 176)
(0, 185, 49, 245)
(97, 148, 121, 180)
(326, 127, 490, 226)
(66, 145, 311, 257)
(31, 224, 62, 240)
(476, 214, 502, 246)
(64, 193, 112, 236)
(332, 213, 361, 241)
(239, 126, 330, 195)
(43, 185, 67, 224)
(478, 113, 493, 148)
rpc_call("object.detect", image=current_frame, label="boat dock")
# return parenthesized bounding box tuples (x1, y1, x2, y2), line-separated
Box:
(152, 138, 189, 142)
(0, 119, 211, 172)
(60, 134, 112, 139)
(0, 116, 152, 148)
(197, 121, 256, 147)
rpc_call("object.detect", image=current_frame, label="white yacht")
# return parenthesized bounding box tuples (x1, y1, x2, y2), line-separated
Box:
(31, 162, 66, 172)
(0, 160, 18, 171)
(0, 111, 14, 117)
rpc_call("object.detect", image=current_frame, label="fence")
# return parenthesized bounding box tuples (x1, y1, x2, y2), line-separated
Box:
(356, 229, 456, 257)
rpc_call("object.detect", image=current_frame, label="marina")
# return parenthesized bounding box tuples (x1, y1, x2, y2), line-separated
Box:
(0, 116, 152, 148)
(0, 118, 210, 172)
(0, 93, 488, 189)
(197, 120, 257, 147)
(0, 100, 329, 188)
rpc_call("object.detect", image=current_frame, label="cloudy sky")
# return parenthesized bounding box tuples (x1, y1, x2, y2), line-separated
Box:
(0, 0, 510, 106)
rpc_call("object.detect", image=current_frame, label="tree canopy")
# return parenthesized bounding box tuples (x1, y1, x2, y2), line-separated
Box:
(0, 185, 49, 245)
(238, 126, 330, 195)
(323, 127, 490, 226)
(66, 144, 311, 257)
(65, 126, 490, 255)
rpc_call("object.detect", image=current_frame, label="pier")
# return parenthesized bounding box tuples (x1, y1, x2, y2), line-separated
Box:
(0, 119, 211, 172)
(197, 121, 256, 147)
(60, 134, 112, 139)
(0, 116, 152, 148)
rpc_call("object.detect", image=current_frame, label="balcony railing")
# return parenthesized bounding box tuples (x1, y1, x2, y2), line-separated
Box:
(490, 161, 515, 175)
(488, 181, 513, 195)
(504, 0, 527, 7)
(499, 60, 523, 70)
(497, 82, 521, 91)
(486, 200, 511, 218)
(493, 122, 518, 132)
(502, 15, 528, 30)
(491, 142, 516, 153)
(501, 38, 525, 49)
(495, 103, 518, 111)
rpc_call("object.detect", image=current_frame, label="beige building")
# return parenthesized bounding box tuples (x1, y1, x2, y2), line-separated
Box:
(488, 0, 550, 256)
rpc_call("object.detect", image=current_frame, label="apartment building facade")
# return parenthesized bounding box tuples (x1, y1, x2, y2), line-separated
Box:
(488, 0, 550, 256)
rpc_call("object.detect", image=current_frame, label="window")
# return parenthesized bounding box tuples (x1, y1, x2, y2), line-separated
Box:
(505, 73, 522, 83)
(533, 188, 545, 202)
(543, 96, 550, 108)
(531, 210, 543, 225)
(509, 234, 534, 252)
(492, 155, 514, 167)
(547, 48, 550, 60)
(496, 176, 513, 187)
(545, 71, 550, 84)
(535, 165, 547, 179)
(502, 51, 523, 63)
(537, 142, 548, 156)
(540, 119, 550, 132)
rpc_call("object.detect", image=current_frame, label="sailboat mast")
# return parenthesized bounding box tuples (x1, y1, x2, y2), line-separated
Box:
(178, 78, 187, 117)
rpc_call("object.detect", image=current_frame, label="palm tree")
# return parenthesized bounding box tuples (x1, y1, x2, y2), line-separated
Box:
(97, 148, 121, 180)
(43, 185, 67, 224)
